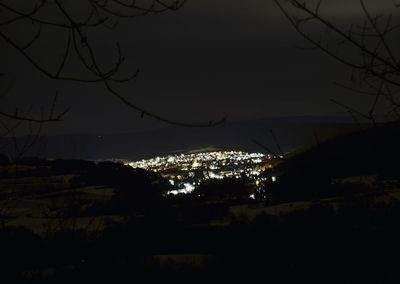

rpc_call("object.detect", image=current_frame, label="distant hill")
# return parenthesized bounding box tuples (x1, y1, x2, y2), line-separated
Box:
(0, 116, 365, 160)
(270, 120, 400, 201)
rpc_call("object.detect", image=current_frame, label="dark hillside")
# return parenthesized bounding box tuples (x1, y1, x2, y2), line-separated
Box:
(269, 121, 400, 201)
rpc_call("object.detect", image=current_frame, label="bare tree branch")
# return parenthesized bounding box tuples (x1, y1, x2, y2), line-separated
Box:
(0, 0, 226, 128)
(275, 0, 400, 124)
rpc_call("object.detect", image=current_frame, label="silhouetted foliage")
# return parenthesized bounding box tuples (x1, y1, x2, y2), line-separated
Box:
(268, 122, 400, 201)
(0, 153, 9, 165)
(72, 161, 171, 212)
(13, 156, 51, 166)
(195, 178, 254, 202)
(52, 159, 96, 173)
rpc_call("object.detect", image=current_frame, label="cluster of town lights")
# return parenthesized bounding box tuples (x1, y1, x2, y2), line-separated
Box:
(126, 150, 274, 195)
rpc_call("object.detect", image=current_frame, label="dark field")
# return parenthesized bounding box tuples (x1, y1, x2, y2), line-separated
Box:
(1, 154, 400, 283)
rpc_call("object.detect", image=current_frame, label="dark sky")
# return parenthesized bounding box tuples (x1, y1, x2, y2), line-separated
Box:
(1, 0, 397, 135)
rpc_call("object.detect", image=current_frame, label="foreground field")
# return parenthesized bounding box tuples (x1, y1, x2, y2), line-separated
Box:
(1, 159, 400, 283)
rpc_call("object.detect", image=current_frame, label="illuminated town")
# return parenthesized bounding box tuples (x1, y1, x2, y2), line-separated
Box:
(126, 150, 274, 195)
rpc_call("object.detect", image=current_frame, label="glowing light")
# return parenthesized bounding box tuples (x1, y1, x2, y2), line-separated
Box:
(167, 182, 195, 195)
(183, 183, 195, 192)
(125, 150, 274, 191)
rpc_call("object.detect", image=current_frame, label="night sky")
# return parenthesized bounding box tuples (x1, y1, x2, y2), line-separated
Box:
(1, 0, 397, 135)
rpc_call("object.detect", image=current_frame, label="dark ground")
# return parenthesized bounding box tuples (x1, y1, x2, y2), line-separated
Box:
(1, 122, 400, 283)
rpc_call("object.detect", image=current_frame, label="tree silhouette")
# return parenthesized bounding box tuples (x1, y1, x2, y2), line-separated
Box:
(0, 0, 226, 128)
(275, 0, 400, 125)
(195, 178, 254, 201)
